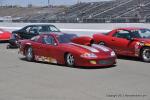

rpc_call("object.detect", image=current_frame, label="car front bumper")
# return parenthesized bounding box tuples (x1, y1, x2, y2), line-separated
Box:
(75, 57, 117, 67)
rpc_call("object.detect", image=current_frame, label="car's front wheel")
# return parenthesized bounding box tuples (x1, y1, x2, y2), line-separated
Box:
(141, 47, 150, 62)
(25, 47, 34, 62)
(65, 53, 75, 67)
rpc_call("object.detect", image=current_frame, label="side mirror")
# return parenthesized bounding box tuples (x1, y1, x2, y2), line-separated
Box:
(53, 43, 57, 46)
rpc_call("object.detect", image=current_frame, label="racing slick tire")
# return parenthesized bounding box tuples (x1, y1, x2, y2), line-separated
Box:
(141, 47, 150, 62)
(6, 45, 10, 49)
(65, 53, 75, 67)
(25, 47, 34, 62)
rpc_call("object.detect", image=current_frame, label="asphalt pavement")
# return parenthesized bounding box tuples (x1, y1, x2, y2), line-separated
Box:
(0, 43, 150, 100)
(0, 22, 150, 100)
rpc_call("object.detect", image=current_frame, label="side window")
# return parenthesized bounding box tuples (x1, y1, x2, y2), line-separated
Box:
(42, 35, 55, 45)
(31, 36, 40, 42)
(113, 30, 131, 39)
(50, 26, 59, 32)
(25, 27, 32, 33)
(39, 26, 49, 32)
(29, 26, 39, 34)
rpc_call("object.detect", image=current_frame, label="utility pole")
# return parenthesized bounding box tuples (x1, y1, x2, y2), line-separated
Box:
(48, 0, 50, 6)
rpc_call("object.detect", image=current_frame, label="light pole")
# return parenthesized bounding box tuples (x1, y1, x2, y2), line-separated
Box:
(48, 0, 50, 6)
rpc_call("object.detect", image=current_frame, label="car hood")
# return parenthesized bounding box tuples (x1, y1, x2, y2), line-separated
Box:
(61, 43, 114, 57)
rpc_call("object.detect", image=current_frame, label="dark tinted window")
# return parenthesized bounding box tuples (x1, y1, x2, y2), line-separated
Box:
(23, 25, 60, 34)
(31, 36, 40, 42)
(58, 34, 78, 43)
(136, 29, 150, 38)
(42, 35, 55, 45)
(38, 25, 60, 33)
(114, 30, 131, 39)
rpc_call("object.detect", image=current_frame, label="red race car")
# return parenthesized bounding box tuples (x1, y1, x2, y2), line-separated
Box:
(19, 33, 116, 67)
(0, 28, 11, 41)
(93, 27, 150, 62)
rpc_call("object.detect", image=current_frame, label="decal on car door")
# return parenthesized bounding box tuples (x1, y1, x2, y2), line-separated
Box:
(35, 55, 57, 64)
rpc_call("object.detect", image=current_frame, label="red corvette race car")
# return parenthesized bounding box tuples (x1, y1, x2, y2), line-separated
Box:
(0, 28, 11, 41)
(19, 33, 116, 67)
(93, 28, 150, 62)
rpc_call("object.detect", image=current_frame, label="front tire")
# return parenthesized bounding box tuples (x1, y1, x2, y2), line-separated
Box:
(65, 53, 75, 67)
(141, 47, 150, 62)
(25, 47, 34, 62)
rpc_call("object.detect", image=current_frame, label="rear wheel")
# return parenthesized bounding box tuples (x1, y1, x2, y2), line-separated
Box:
(65, 53, 75, 67)
(141, 47, 150, 62)
(25, 47, 34, 61)
(6, 45, 10, 49)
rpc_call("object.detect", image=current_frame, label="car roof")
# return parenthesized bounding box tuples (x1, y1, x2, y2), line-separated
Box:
(116, 27, 144, 31)
(40, 33, 77, 37)
(24, 24, 56, 27)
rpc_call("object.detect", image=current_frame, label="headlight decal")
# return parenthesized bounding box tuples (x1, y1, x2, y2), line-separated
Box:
(81, 53, 97, 58)
(110, 51, 116, 57)
(70, 43, 99, 52)
(92, 44, 110, 52)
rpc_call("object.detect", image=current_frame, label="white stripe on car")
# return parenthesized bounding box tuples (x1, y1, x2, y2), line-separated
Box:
(70, 43, 99, 53)
(92, 44, 110, 52)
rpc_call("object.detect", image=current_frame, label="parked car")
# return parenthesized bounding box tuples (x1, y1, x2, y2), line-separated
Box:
(93, 27, 150, 62)
(7, 24, 61, 48)
(0, 28, 11, 41)
(19, 33, 116, 67)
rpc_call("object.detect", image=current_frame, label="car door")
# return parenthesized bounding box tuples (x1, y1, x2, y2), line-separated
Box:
(110, 30, 133, 55)
(21, 26, 39, 39)
(36, 35, 58, 63)
(29, 35, 42, 58)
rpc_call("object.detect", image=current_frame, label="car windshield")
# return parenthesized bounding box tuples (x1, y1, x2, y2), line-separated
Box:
(131, 29, 150, 39)
(58, 34, 78, 43)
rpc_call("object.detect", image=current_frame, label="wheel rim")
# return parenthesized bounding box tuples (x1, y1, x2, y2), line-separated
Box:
(66, 53, 74, 66)
(26, 47, 33, 61)
(142, 49, 150, 62)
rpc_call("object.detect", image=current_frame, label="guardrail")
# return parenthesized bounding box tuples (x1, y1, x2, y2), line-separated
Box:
(0, 18, 149, 23)
(0, 26, 110, 33)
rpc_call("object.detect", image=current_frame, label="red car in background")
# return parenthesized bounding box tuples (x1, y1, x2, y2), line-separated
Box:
(19, 33, 116, 67)
(0, 28, 11, 41)
(93, 28, 150, 62)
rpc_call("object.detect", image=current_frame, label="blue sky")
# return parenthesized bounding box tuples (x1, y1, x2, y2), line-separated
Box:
(1, 0, 110, 6)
